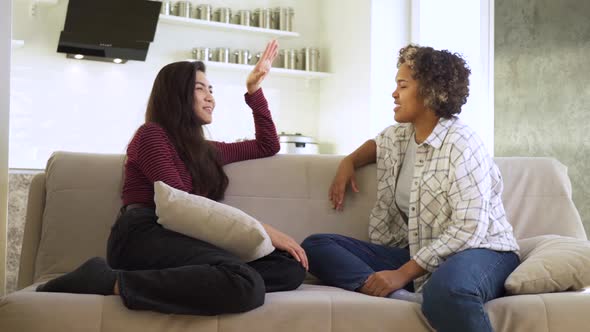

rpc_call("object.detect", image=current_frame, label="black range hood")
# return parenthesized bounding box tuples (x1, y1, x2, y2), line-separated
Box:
(57, 0, 161, 63)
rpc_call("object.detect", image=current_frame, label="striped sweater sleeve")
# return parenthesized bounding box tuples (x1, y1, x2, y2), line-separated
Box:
(212, 88, 280, 165)
(128, 123, 192, 192)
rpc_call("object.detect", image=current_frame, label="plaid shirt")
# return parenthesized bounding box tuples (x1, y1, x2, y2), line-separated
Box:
(369, 117, 519, 291)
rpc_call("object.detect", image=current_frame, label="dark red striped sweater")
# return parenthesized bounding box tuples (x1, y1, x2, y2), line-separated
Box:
(122, 88, 280, 206)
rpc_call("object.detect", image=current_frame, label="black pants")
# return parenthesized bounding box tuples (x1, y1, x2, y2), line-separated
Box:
(107, 207, 306, 315)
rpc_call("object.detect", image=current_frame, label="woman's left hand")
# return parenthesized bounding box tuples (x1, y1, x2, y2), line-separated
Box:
(263, 223, 309, 270)
(362, 270, 409, 297)
(246, 40, 279, 95)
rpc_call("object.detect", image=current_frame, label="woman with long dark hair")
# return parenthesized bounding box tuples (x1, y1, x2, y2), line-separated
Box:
(37, 40, 307, 315)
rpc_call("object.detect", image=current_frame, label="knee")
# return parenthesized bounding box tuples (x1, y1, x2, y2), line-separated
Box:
(281, 256, 307, 291)
(266, 251, 307, 291)
(222, 263, 266, 313)
(421, 277, 480, 323)
(301, 233, 336, 252)
(239, 277, 265, 313)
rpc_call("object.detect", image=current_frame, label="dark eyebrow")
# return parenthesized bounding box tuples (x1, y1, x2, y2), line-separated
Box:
(195, 81, 213, 90)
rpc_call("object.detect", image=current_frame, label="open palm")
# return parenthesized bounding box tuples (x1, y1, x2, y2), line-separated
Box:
(246, 40, 279, 94)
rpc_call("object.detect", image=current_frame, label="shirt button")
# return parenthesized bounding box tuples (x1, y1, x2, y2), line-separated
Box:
(414, 181, 418, 186)
(419, 160, 424, 163)
(413, 232, 418, 237)
(411, 206, 415, 211)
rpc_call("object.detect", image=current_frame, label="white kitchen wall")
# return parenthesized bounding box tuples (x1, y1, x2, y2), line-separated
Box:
(318, 0, 411, 155)
(10, 0, 324, 169)
(317, 0, 372, 154)
(369, 0, 411, 138)
(10, 0, 494, 167)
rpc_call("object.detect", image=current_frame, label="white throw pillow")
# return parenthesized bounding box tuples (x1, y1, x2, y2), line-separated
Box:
(504, 235, 590, 295)
(154, 181, 275, 262)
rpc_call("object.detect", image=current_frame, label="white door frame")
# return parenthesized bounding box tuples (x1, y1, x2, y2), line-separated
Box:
(0, 0, 12, 296)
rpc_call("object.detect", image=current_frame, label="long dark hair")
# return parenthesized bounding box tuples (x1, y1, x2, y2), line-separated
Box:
(145, 61, 229, 201)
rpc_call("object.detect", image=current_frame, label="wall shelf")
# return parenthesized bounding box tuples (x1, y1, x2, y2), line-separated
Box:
(159, 15, 300, 39)
(188, 60, 331, 79)
(11, 40, 24, 49)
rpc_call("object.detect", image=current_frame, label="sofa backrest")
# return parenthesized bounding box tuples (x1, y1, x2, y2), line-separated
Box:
(18, 151, 586, 288)
(494, 157, 585, 240)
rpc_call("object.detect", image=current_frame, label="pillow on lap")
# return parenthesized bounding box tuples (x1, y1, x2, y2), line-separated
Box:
(154, 181, 275, 262)
(504, 234, 590, 294)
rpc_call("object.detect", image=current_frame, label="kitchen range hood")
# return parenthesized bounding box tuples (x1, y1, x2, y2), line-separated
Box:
(57, 0, 161, 63)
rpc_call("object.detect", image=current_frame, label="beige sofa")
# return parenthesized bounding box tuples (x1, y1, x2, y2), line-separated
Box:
(1, 151, 590, 332)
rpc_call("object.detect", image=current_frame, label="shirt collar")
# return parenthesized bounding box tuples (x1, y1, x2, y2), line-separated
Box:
(418, 117, 457, 149)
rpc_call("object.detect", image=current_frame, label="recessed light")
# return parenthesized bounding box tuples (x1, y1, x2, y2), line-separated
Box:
(66, 54, 128, 64)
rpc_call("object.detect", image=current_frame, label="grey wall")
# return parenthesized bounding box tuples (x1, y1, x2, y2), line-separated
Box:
(495, 0, 590, 234)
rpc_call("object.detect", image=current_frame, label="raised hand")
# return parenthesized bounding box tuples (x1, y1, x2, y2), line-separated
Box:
(246, 39, 279, 94)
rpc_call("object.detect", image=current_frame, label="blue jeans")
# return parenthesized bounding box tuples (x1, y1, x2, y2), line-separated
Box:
(301, 233, 520, 332)
(301, 234, 413, 291)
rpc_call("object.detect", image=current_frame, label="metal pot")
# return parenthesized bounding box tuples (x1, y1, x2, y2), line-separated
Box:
(212, 47, 230, 63)
(278, 133, 319, 154)
(279, 49, 298, 70)
(233, 10, 252, 26)
(233, 49, 252, 65)
(214, 7, 232, 23)
(253, 8, 272, 29)
(175, 1, 192, 18)
(273, 7, 294, 31)
(194, 4, 212, 20)
(160, 0, 174, 15)
(301, 48, 320, 71)
(192, 47, 211, 61)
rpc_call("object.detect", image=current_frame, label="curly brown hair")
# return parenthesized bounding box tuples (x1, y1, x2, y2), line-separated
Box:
(397, 45, 471, 118)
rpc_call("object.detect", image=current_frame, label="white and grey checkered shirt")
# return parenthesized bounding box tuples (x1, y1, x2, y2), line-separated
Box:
(369, 117, 519, 291)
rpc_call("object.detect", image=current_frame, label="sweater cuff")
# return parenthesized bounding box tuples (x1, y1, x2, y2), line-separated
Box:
(244, 88, 268, 109)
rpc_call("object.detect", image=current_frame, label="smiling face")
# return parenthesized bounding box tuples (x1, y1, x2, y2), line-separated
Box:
(193, 70, 215, 124)
(392, 63, 429, 124)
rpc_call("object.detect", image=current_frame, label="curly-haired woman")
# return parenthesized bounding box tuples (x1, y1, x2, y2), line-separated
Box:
(301, 45, 520, 332)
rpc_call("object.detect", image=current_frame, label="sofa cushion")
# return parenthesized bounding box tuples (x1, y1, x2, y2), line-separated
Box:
(4, 283, 590, 332)
(494, 158, 586, 240)
(33, 152, 126, 282)
(505, 235, 590, 294)
(154, 181, 275, 262)
(0, 284, 434, 332)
